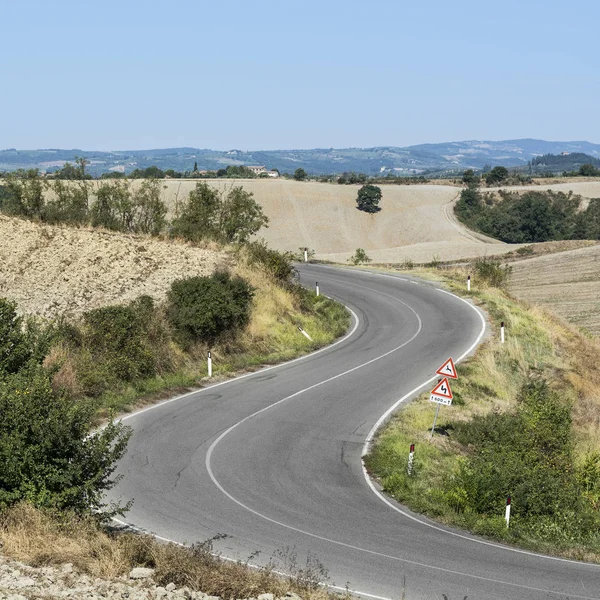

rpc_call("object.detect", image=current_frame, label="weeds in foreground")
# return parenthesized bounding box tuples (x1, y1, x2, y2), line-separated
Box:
(0, 503, 334, 599)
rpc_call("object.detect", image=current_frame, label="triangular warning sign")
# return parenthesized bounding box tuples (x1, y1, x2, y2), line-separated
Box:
(436, 358, 457, 380)
(431, 377, 453, 399)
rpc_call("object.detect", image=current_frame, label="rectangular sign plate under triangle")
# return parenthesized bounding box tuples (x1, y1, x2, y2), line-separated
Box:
(430, 394, 452, 406)
(436, 358, 457, 379)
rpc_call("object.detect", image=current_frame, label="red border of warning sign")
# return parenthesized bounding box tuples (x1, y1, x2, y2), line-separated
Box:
(436, 358, 457, 380)
(431, 377, 453, 399)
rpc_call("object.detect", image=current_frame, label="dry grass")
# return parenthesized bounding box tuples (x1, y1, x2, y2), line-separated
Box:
(0, 504, 335, 599)
(509, 244, 600, 335)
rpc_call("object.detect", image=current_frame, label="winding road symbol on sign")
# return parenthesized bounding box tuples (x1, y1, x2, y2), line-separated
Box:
(430, 377, 453, 404)
(436, 357, 457, 379)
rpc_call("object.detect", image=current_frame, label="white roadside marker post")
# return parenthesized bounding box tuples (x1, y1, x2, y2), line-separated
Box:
(501, 321, 505, 344)
(467, 274, 471, 292)
(407, 444, 415, 476)
(304, 247, 308, 263)
(207, 351, 212, 378)
(298, 326, 313, 341)
(505, 495, 511, 527)
(316, 282, 320, 296)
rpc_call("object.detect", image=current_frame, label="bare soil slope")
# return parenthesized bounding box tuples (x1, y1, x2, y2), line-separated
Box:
(0, 215, 226, 317)
(509, 243, 600, 335)
(160, 179, 517, 263)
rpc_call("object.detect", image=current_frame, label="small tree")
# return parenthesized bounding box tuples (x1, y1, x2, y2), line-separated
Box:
(485, 166, 509, 186)
(170, 182, 222, 242)
(356, 185, 382, 213)
(132, 179, 167, 235)
(348, 248, 372, 265)
(218, 186, 269, 243)
(167, 272, 254, 347)
(293, 168, 307, 181)
(193, 161, 199, 173)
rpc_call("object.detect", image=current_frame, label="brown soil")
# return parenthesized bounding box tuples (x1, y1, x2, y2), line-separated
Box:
(0, 215, 227, 317)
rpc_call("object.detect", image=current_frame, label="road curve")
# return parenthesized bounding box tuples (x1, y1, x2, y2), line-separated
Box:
(109, 265, 600, 600)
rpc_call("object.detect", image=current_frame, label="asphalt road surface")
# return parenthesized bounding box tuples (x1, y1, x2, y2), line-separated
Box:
(109, 264, 600, 600)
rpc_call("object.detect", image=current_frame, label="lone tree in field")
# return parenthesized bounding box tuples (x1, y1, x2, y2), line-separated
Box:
(485, 166, 509, 186)
(356, 184, 382, 213)
(293, 168, 307, 181)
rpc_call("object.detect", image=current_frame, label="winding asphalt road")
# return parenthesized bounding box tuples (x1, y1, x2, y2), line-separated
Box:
(109, 265, 600, 600)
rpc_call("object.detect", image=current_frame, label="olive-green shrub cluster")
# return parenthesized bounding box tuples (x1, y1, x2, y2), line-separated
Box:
(473, 257, 512, 288)
(455, 183, 600, 243)
(58, 272, 253, 398)
(450, 378, 600, 542)
(0, 299, 130, 517)
(171, 182, 269, 244)
(0, 173, 269, 244)
(167, 272, 254, 348)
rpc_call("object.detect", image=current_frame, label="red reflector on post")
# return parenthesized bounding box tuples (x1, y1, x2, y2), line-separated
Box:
(410, 444, 415, 453)
(506, 495, 511, 505)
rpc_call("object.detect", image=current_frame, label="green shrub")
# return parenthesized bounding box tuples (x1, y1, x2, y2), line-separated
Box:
(449, 378, 586, 522)
(0, 362, 130, 516)
(167, 272, 254, 347)
(0, 299, 32, 375)
(245, 240, 296, 284)
(473, 257, 512, 288)
(348, 248, 372, 265)
(76, 297, 159, 395)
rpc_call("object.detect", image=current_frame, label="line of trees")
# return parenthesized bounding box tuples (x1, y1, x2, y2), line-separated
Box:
(0, 172, 269, 244)
(454, 171, 600, 243)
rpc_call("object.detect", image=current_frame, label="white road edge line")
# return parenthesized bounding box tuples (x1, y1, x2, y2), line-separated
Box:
(117, 295, 360, 425)
(360, 280, 600, 569)
(112, 267, 599, 600)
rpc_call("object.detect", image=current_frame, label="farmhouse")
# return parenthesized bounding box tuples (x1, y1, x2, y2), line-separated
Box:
(247, 165, 267, 175)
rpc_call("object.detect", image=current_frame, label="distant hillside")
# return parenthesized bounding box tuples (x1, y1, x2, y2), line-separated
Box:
(530, 152, 600, 173)
(2, 139, 600, 176)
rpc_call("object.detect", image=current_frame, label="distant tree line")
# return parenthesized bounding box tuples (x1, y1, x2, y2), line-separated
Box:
(455, 172, 600, 243)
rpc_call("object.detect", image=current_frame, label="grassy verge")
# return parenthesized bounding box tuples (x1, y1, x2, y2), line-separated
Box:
(0, 503, 338, 599)
(93, 267, 349, 417)
(364, 264, 600, 561)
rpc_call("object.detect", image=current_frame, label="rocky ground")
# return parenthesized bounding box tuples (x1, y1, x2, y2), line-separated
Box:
(0, 554, 303, 600)
(0, 216, 227, 317)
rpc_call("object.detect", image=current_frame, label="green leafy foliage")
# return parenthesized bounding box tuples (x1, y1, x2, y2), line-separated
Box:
(473, 257, 512, 288)
(218, 186, 269, 243)
(245, 240, 296, 284)
(77, 298, 158, 395)
(485, 166, 509, 186)
(348, 248, 372, 265)
(0, 299, 130, 516)
(455, 187, 598, 243)
(449, 379, 586, 522)
(0, 300, 34, 375)
(171, 182, 268, 244)
(356, 185, 382, 213)
(44, 179, 90, 226)
(167, 272, 254, 347)
(293, 168, 307, 181)
(3, 170, 45, 218)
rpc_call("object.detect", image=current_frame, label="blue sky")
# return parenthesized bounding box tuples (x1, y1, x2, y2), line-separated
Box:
(1, 0, 598, 150)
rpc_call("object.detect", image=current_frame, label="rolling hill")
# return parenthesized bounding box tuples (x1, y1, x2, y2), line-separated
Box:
(3, 139, 600, 176)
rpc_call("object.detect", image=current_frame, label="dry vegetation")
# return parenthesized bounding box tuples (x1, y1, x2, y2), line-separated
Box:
(0, 504, 334, 600)
(509, 243, 600, 335)
(147, 179, 518, 263)
(366, 264, 600, 558)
